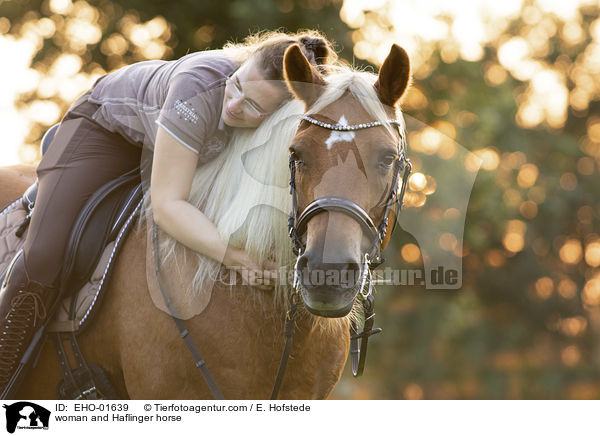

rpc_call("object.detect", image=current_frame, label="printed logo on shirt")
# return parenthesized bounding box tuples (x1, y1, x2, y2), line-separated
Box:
(174, 99, 199, 125)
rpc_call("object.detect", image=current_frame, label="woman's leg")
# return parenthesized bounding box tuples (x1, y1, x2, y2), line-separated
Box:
(0, 115, 141, 394)
(25, 117, 141, 285)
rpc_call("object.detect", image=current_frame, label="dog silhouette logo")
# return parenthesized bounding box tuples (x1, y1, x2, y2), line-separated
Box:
(3, 402, 50, 433)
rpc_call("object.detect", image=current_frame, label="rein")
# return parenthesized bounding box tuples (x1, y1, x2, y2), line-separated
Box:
(152, 223, 297, 400)
(153, 114, 411, 399)
(152, 224, 225, 400)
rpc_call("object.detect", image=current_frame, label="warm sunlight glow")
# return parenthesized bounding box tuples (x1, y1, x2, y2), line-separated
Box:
(582, 274, 600, 307)
(559, 173, 578, 191)
(0, 6, 175, 166)
(559, 239, 583, 264)
(519, 201, 538, 219)
(558, 317, 587, 337)
(557, 278, 577, 299)
(517, 163, 539, 188)
(417, 127, 444, 155)
(464, 152, 483, 173)
(49, 0, 73, 15)
(475, 148, 500, 171)
(401, 243, 421, 263)
(0, 34, 39, 165)
(503, 220, 526, 253)
(585, 241, 600, 267)
(561, 345, 581, 366)
(409, 172, 427, 191)
(341, 0, 592, 132)
(486, 249, 506, 267)
(439, 232, 458, 252)
(535, 277, 553, 299)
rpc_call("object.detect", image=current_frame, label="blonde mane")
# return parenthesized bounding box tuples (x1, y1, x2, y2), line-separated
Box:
(145, 65, 403, 304)
(144, 99, 303, 301)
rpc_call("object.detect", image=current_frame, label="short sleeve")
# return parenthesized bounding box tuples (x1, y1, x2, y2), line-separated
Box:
(156, 72, 225, 154)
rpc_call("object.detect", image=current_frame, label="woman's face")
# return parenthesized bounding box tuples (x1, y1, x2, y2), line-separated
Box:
(222, 58, 288, 128)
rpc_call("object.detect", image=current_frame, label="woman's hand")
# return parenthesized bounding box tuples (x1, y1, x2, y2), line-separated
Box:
(224, 247, 277, 291)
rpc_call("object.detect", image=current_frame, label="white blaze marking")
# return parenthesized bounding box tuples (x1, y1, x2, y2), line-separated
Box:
(325, 115, 355, 150)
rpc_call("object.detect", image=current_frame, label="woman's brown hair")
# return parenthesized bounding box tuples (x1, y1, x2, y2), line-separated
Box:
(223, 29, 338, 80)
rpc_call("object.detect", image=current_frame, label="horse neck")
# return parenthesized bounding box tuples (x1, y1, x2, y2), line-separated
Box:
(219, 282, 349, 344)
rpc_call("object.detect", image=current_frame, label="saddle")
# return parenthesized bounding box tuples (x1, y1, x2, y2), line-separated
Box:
(0, 124, 144, 398)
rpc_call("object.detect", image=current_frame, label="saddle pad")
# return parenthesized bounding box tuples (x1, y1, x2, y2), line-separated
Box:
(0, 198, 140, 333)
(0, 199, 28, 280)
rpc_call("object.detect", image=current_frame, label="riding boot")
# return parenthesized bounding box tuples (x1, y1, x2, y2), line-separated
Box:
(0, 253, 59, 396)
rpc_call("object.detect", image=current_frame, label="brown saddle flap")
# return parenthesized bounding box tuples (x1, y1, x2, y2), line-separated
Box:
(145, 223, 214, 320)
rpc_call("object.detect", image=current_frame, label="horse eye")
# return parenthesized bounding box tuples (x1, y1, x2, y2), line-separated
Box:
(378, 154, 396, 170)
(290, 149, 305, 169)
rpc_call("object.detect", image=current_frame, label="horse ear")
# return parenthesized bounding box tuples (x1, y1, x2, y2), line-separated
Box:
(374, 44, 411, 107)
(284, 44, 326, 108)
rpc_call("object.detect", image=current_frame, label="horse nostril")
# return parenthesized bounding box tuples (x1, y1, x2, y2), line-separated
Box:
(339, 260, 361, 289)
(345, 260, 360, 274)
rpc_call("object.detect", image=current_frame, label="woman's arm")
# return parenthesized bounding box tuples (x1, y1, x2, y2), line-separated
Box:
(151, 126, 276, 289)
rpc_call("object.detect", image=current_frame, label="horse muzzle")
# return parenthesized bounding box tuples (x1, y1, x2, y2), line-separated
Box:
(295, 253, 362, 318)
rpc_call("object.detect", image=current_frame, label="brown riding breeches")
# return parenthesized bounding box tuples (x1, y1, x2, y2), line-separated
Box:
(23, 95, 142, 288)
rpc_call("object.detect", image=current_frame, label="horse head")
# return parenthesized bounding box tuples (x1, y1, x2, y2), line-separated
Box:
(283, 44, 411, 318)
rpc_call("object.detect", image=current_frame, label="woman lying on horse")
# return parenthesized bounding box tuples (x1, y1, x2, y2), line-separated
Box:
(0, 29, 337, 396)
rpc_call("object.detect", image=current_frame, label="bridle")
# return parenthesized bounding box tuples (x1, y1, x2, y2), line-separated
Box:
(284, 114, 412, 380)
(153, 113, 411, 400)
(288, 115, 412, 266)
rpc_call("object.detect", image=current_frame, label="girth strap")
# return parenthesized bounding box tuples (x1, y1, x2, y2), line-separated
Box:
(54, 332, 111, 399)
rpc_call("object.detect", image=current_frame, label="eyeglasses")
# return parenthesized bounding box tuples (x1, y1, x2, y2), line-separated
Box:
(225, 76, 270, 119)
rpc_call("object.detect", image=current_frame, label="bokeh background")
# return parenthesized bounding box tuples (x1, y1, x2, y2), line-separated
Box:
(1, 0, 599, 399)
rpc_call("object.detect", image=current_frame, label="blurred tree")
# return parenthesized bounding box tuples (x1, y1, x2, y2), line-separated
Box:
(332, 0, 600, 399)
(0, 0, 351, 157)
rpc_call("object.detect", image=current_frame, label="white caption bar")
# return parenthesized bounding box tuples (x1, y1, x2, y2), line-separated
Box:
(1, 400, 597, 435)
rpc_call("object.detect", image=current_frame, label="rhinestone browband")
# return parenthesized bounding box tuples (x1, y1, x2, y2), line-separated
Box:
(301, 115, 403, 131)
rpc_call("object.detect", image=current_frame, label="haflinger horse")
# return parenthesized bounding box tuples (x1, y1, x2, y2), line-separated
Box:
(0, 43, 410, 399)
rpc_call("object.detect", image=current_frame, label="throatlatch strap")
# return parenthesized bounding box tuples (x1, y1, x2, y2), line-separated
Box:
(152, 223, 225, 400)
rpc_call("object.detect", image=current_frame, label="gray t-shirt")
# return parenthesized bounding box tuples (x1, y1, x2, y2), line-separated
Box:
(87, 50, 238, 163)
